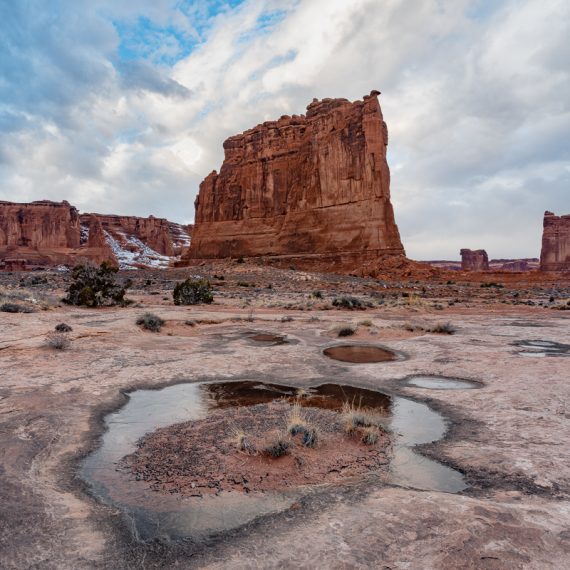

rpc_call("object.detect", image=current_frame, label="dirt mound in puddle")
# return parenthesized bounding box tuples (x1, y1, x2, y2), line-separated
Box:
(120, 401, 391, 496)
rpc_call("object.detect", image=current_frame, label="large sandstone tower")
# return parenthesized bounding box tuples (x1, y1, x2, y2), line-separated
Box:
(540, 211, 570, 271)
(183, 91, 405, 272)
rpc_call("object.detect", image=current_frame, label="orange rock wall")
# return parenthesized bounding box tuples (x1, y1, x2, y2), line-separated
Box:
(184, 91, 404, 270)
(79, 214, 175, 256)
(0, 200, 80, 250)
(0, 201, 191, 269)
(540, 211, 570, 271)
(460, 249, 489, 271)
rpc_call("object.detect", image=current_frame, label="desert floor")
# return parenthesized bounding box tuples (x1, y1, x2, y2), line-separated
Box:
(1, 265, 569, 569)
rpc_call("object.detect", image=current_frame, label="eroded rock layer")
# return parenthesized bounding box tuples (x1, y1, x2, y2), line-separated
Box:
(460, 249, 489, 271)
(184, 91, 405, 272)
(540, 211, 570, 272)
(0, 201, 191, 270)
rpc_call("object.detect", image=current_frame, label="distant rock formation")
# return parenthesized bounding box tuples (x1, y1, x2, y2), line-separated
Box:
(183, 91, 405, 273)
(540, 211, 570, 271)
(460, 249, 489, 271)
(0, 200, 191, 270)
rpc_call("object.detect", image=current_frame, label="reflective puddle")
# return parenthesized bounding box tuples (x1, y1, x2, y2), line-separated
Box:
(82, 381, 466, 542)
(406, 376, 481, 390)
(513, 340, 570, 357)
(323, 344, 399, 363)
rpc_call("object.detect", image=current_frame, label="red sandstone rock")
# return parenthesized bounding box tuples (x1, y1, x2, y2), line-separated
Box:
(0, 201, 191, 270)
(0, 200, 80, 250)
(540, 211, 570, 271)
(80, 214, 175, 257)
(183, 91, 405, 273)
(460, 249, 489, 271)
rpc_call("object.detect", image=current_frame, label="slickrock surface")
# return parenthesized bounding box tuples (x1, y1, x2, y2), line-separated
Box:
(0, 265, 569, 569)
(540, 211, 570, 271)
(461, 248, 489, 271)
(0, 200, 191, 269)
(184, 91, 405, 274)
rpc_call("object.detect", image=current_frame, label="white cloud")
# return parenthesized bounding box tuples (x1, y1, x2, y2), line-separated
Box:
(0, 0, 568, 259)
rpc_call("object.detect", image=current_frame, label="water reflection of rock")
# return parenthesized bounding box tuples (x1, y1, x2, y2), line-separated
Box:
(82, 381, 466, 543)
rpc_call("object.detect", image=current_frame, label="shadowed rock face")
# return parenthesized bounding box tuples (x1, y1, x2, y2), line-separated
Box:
(540, 211, 570, 271)
(0, 200, 191, 269)
(460, 249, 489, 271)
(184, 91, 405, 273)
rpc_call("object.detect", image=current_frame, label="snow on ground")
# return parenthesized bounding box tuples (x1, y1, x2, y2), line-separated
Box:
(104, 231, 172, 270)
(170, 223, 191, 247)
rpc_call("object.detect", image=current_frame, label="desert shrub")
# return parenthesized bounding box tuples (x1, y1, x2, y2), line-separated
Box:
(332, 296, 369, 310)
(64, 262, 129, 307)
(262, 433, 291, 458)
(55, 323, 73, 332)
(359, 320, 373, 327)
(281, 315, 294, 322)
(480, 282, 504, 288)
(173, 278, 213, 305)
(1, 302, 34, 313)
(136, 313, 164, 332)
(233, 429, 256, 454)
(185, 320, 196, 327)
(342, 402, 384, 434)
(45, 332, 71, 350)
(311, 290, 323, 299)
(361, 426, 380, 445)
(429, 322, 456, 334)
(337, 326, 356, 337)
(236, 257, 245, 264)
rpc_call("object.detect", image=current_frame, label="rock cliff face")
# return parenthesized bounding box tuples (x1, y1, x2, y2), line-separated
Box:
(0, 200, 80, 250)
(540, 211, 570, 271)
(183, 91, 405, 272)
(0, 201, 191, 270)
(460, 249, 489, 271)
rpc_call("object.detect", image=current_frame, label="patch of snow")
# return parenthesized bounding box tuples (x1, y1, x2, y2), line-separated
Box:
(80, 223, 90, 246)
(170, 223, 191, 247)
(104, 231, 173, 270)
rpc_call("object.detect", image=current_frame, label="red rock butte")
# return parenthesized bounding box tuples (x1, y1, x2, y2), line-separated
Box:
(540, 211, 570, 271)
(460, 249, 489, 271)
(182, 91, 406, 273)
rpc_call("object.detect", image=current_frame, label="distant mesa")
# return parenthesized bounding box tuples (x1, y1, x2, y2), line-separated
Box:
(460, 249, 489, 272)
(181, 91, 407, 275)
(0, 200, 191, 270)
(540, 211, 570, 272)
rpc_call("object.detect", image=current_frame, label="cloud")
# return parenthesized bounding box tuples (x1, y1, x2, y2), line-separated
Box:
(0, 0, 568, 259)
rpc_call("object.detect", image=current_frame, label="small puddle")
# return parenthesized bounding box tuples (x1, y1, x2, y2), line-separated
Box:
(82, 381, 465, 543)
(323, 344, 399, 363)
(406, 376, 481, 390)
(513, 340, 570, 357)
(248, 333, 288, 345)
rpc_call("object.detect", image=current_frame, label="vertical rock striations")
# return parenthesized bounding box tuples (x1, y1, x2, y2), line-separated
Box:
(540, 211, 570, 271)
(461, 249, 489, 271)
(184, 91, 405, 272)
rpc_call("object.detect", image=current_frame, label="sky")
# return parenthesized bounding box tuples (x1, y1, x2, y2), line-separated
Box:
(0, 0, 568, 260)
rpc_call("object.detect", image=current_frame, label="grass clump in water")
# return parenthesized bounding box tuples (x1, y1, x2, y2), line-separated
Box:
(341, 401, 384, 434)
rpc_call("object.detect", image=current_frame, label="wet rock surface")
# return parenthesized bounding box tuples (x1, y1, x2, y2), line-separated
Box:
(0, 266, 569, 568)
